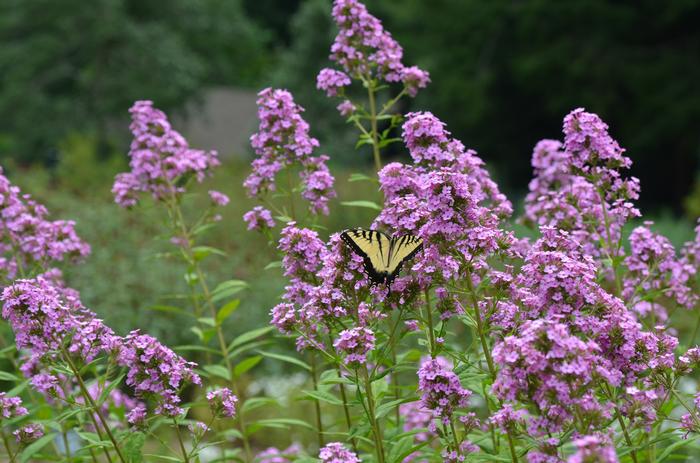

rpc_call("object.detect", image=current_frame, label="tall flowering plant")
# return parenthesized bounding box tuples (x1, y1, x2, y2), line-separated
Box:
(1, 0, 699, 462)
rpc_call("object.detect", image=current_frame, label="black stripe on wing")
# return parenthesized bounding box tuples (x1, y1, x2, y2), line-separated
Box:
(340, 229, 390, 285)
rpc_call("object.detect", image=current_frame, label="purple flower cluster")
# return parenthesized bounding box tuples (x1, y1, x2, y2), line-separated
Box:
(1, 275, 117, 359)
(116, 330, 201, 417)
(207, 388, 238, 418)
(417, 357, 471, 428)
(623, 222, 697, 320)
(243, 206, 275, 231)
(493, 319, 612, 436)
(0, 392, 28, 420)
(244, 88, 336, 222)
(112, 101, 220, 207)
(567, 434, 618, 463)
(492, 227, 678, 440)
(323, 0, 429, 95)
(0, 167, 90, 280)
(13, 423, 44, 444)
(375, 112, 513, 289)
(333, 326, 375, 367)
(523, 109, 640, 257)
(255, 444, 302, 463)
(318, 442, 360, 463)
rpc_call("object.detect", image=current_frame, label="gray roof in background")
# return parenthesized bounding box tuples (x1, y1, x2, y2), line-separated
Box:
(174, 87, 258, 158)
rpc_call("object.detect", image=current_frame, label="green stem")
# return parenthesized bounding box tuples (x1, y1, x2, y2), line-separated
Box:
(465, 273, 519, 463)
(603, 384, 639, 463)
(61, 428, 72, 462)
(361, 367, 386, 463)
(309, 352, 325, 447)
(167, 193, 253, 461)
(367, 83, 382, 172)
(1, 429, 16, 463)
(173, 419, 190, 463)
(61, 347, 124, 463)
(424, 289, 436, 357)
(690, 313, 700, 346)
(596, 187, 622, 296)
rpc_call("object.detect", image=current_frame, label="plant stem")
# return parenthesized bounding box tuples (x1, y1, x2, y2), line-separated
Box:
(424, 289, 436, 357)
(464, 273, 519, 463)
(61, 347, 125, 463)
(367, 83, 382, 172)
(690, 313, 700, 346)
(309, 352, 325, 447)
(167, 195, 253, 461)
(1, 429, 16, 463)
(596, 187, 622, 296)
(173, 419, 190, 463)
(361, 367, 386, 463)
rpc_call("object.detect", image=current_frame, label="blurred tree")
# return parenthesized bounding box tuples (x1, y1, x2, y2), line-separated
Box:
(0, 0, 269, 164)
(275, 0, 700, 210)
(375, 0, 700, 211)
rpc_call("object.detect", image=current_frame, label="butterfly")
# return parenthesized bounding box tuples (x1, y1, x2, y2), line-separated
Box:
(340, 228, 423, 286)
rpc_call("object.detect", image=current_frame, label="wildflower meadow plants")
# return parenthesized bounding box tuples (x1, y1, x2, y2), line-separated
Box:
(1, 0, 699, 462)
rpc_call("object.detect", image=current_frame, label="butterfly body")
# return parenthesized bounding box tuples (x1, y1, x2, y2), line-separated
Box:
(340, 228, 423, 286)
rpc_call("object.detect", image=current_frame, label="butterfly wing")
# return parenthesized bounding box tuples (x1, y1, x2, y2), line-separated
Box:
(385, 235, 423, 284)
(340, 229, 393, 284)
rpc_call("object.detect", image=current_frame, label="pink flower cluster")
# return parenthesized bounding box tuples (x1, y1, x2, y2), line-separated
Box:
(323, 0, 429, 95)
(523, 109, 640, 258)
(112, 100, 220, 207)
(375, 112, 513, 289)
(255, 444, 302, 463)
(207, 387, 238, 418)
(334, 326, 375, 367)
(13, 423, 44, 444)
(0, 392, 28, 420)
(417, 357, 471, 428)
(318, 442, 360, 463)
(567, 434, 618, 463)
(117, 330, 201, 417)
(623, 222, 697, 320)
(0, 167, 90, 281)
(244, 88, 336, 221)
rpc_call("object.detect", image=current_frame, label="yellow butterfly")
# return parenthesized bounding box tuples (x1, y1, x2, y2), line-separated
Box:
(341, 228, 423, 286)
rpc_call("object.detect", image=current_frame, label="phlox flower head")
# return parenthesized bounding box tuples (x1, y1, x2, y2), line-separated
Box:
(319, 442, 360, 463)
(244, 88, 335, 217)
(243, 206, 275, 231)
(326, 0, 428, 94)
(334, 327, 375, 367)
(0, 167, 90, 280)
(116, 330, 201, 417)
(255, 444, 302, 463)
(112, 100, 220, 207)
(567, 434, 618, 463)
(0, 393, 28, 420)
(13, 423, 43, 445)
(417, 357, 471, 426)
(207, 388, 238, 418)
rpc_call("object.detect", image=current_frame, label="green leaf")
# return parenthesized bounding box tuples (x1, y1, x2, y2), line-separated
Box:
(197, 317, 216, 327)
(241, 397, 278, 415)
(657, 436, 699, 461)
(388, 436, 415, 463)
(216, 300, 240, 326)
(252, 418, 315, 431)
(264, 260, 283, 270)
(20, 432, 56, 463)
(375, 397, 415, 420)
(148, 305, 193, 318)
(123, 431, 146, 463)
(348, 172, 377, 183)
(0, 371, 19, 381)
(211, 280, 248, 303)
(202, 365, 231, 382)
(341, 200, 381, 211)
(192, 245, 227, 261)
(234, 355, 262, 378)
(228, 326, 274, 351)
(258, 351, 310, 371)
(302, 390, 343, 406)
(97, 374, 125, 407)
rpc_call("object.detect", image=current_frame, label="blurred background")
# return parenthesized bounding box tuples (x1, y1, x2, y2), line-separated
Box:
(0, 0, 699, 345)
